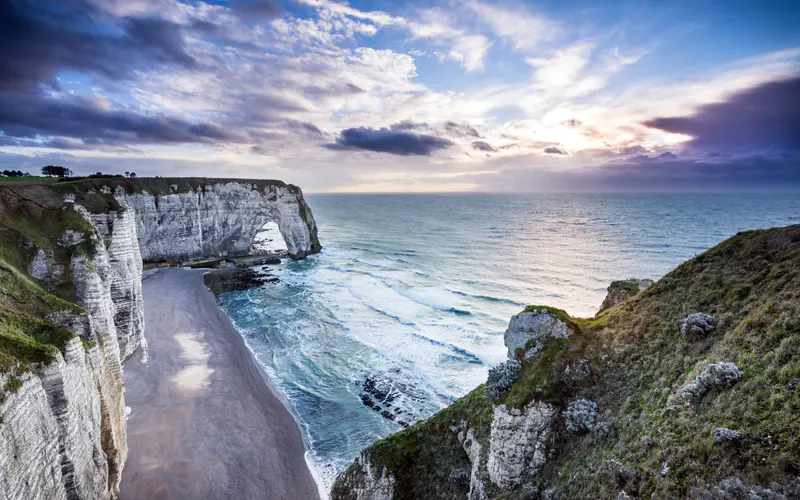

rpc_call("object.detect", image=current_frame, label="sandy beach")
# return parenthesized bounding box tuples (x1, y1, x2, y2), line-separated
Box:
(119, 268, 320, 500)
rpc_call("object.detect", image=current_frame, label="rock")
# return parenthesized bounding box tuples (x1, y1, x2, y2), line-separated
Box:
(714, 427, 741, 443)
(564, 398, 598, 433)
(680, 362, 742, 404)
(681, 313, 716, 336)
(340, 456, 396, 500)
(642, 435, 653, 447)
(487, 401, 557, 489)
(690, 476, 791, 499)
(27, 247, 64, 287)
(504, 308, 572, 359)
(57, 229, 85, 247)
(485, 359, 522, 403)
(617, 491, 633, 500)
(599, 279, 653, 312)
(130, 181, 320, 261)
(458, 428, 488, 500)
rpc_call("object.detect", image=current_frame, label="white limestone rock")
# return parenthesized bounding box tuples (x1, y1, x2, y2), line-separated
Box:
(458, 428, 488, 500)
(487, 401, 556, 489)
(27, 247, 64, 285)
(345, 456, 396, 500)
(681, 313, 715, 336)
(128, 182, 320, 262)
(504, 308, 572, 359)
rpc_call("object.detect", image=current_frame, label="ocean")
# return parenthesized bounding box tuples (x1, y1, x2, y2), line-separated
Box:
(216, 193, 800, 493)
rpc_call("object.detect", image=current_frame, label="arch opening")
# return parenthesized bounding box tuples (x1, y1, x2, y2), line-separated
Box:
(250, 220, 289, 257)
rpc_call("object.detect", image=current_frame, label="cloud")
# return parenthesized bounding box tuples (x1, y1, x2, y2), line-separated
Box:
(327, 127, 453, 155)
(0, 92, 244, 147)
(658, 152, 678, 160)
(231, 0, 284, 20)
(447, 35, 492, 72)
(0, 0, 196, 91)
(472, 141, 496, 152)
(466, 0, 556, 51)
(645, 77, 800, 154)
(544, 146, 568, 155)
(445, 121, 480, 138)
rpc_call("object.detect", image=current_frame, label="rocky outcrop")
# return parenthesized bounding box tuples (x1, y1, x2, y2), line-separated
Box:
(458, 429, 488, 500)
(599, 278, 653, 312)
(504, 308, 572, 359)
(682, 313, 715, 336)
(486, 402, 556, 489)
(334, 456, 396, 500)
(129, 182, 320, 262)
(680, 362, 742, 404)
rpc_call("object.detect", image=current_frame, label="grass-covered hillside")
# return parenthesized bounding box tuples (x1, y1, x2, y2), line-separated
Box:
(333, 225, 800, 499)
(0, 185, 96, 377)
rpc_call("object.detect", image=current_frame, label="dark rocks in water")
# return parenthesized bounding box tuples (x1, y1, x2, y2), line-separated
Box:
(203, 267, 278, 295)
(358, 372, 426, 426)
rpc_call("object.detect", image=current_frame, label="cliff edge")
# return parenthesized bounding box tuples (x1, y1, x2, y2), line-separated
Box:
(0, 177, 321, 500)
(332, 225, 800, 499)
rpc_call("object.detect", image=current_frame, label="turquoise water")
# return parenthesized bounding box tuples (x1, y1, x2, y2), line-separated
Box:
(217, 193, 800, 491)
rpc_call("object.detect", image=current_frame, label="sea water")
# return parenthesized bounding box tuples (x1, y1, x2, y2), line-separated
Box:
(216, 193, 799, 493)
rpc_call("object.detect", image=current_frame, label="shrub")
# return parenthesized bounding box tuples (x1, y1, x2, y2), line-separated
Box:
(486, 359, 522, 403)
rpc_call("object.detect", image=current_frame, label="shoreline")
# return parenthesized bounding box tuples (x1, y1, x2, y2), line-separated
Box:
(119, 268, 320, 500)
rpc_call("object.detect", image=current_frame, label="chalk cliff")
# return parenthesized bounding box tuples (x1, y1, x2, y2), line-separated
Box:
(0, 178, 320, 500)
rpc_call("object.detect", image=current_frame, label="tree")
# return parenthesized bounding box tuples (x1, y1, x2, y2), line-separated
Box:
(41, 165, 73, 177)
(125, 171, 130, 177)
(129, 172, 137, 178)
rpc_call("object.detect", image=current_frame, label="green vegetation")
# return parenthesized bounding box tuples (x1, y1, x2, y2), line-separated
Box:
(0, 259, 81, 373)
(334, 225, 800, 498)
(4, 378, 22, 393)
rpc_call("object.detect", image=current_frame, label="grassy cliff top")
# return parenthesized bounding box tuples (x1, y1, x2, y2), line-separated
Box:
(1, 177, 300, 212)
(333, 224, 800, 499)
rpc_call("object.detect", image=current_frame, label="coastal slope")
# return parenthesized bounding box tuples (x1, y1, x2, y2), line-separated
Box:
(332, 225, 800, 499)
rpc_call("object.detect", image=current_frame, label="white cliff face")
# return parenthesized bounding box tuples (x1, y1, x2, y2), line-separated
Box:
(487, 402, 556, 489)
(458, 428, 488, 500)
(85, 193, 145, 361)
(129, 182, 320, 262)
(0, 339, 109, 500)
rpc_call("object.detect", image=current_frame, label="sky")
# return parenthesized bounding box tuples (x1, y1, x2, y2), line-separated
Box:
(0, 0, 798, 192)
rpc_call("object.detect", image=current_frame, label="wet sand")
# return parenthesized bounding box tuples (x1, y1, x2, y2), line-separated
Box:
(120, 268, 320, 500)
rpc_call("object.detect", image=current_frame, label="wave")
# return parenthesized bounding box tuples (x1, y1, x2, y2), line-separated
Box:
(409, 333, 483, 365)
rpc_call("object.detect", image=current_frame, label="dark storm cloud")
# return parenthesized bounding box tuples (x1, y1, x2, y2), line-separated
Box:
(658, 152, 678, 160)
(0, 0, 196, 92)
(326, 127, 453, 156)
(472, 141, 496, 152)
(445, 121, 480, 138)
(544, 146, 568, 155)
(645, 77, 800, 154)
(0, 92, 245, 147)
(231, 0, 284, 20)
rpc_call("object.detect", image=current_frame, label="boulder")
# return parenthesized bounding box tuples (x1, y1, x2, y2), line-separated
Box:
(682, 313, 716, 336)
(599, 279, 653, 312)
(487, 402, 556, 489)
(504, 308, 572, 359)
(681, 362, 742, 404)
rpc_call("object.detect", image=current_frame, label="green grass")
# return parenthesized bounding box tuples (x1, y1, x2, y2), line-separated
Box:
(0, 176, 55, 184)
(333, 225, 800, 499)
